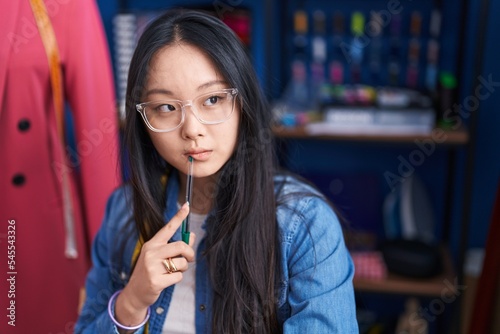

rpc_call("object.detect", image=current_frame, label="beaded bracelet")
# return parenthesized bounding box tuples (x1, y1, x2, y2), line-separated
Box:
(108, 289, 151, 331)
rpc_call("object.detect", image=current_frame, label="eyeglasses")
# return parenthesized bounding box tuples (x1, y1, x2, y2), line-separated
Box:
(136, 88, 239, 133)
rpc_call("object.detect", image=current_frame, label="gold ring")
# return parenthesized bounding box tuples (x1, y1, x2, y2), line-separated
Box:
(162, 259, 172, 274)
(168, 258, 178, 272)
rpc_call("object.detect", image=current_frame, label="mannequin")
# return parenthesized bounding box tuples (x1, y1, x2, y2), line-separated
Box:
(0, 0, 121, 332)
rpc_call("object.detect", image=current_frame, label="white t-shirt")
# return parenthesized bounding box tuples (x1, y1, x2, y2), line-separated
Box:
(162, 208, 207, 334)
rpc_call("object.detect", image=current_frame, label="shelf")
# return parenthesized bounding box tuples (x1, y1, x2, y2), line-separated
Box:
(353, 247, 457, 297)
(273, 125, 469, 145)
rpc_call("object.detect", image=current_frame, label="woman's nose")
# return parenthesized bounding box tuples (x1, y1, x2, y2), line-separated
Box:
(181, 105, 205, 139)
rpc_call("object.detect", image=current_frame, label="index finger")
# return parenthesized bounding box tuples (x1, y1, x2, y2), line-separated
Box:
(153, 202, 189, 243)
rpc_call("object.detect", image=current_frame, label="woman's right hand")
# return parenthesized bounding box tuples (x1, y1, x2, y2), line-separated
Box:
(114, 202, 196, 329)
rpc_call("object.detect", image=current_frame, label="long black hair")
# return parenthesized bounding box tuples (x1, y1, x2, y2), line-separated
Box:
(123, 9, 281, 333)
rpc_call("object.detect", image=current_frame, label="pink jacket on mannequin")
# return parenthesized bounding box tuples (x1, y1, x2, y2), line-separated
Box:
(0, 0, 121, 332)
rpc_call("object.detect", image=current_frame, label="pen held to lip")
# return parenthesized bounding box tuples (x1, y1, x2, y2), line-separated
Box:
(182, 156, 193, 244)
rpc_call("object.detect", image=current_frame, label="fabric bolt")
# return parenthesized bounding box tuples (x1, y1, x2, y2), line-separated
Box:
(351, 251, 388, 280)
(0, 0, 121, 333)
(75, 172, 359, 333)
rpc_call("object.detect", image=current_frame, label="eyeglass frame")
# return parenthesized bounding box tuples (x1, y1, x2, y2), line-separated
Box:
(136, 88, 239, 133)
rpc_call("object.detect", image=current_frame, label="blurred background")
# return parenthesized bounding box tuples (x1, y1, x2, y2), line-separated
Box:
(95, 0, 500, 333)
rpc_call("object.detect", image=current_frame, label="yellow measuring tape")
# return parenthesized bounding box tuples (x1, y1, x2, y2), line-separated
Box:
(29, 0, 64, 141)
(30, 0, 77, 261)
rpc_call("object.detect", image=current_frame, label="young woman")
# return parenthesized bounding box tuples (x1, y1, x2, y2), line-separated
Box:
(76, 9, 358, 334)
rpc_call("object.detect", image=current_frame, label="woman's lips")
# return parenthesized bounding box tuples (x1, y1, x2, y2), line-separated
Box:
(186, 150, 212, 161)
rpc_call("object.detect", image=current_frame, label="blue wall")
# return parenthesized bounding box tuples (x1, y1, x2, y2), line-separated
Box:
(453, 0, 500, 248)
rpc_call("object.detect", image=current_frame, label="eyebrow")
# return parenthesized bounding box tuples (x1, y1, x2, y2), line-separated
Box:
(144, 80, 228, 97)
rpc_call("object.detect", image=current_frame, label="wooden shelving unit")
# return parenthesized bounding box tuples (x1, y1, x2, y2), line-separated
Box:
(353, 248, 457, 296)
(273, 125, 469, 145)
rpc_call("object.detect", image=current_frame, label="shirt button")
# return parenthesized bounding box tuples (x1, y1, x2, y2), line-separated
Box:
(156, 307, 164, 315)
(18, 119, 31, 132)
(199, 304, 206, 311)
(120, 271, 128, 280)
(12, 174, 26, 186)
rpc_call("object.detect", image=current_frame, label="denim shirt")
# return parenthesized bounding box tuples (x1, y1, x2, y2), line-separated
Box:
(75, 173, 358, 333)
